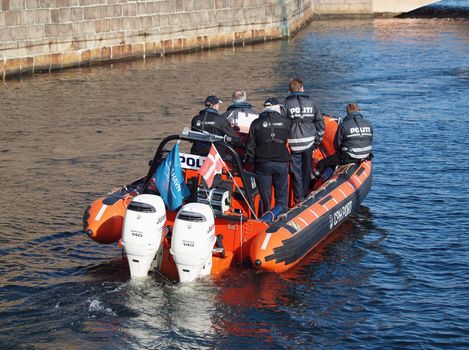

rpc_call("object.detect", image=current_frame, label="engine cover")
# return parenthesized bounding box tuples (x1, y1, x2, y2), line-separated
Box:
(122, 194, 166, 278)
(170, 203, 216, 282)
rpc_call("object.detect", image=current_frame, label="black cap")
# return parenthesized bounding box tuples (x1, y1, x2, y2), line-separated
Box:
(205, 95, 222, 106)
(264, 97, 279, 107)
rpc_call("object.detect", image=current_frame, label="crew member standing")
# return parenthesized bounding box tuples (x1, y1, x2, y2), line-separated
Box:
(246, 98, 291, 214)
(222, 90, 258, 128)
(190, 95, 242, 156)
(283, 78, 324, 202)
(314, 103, 373, 176)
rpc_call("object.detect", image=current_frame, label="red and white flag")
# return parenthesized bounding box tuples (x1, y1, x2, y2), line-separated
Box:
(198, 145, 224, 188)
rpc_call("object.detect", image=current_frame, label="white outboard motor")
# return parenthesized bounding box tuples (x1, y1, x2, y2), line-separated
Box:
(122, 194, 166, 278)
(170, 203, 216, 283)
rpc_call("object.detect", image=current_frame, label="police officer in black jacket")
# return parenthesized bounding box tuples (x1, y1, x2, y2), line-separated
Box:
(314, 103, 373, 177)
(284, 78, 325, 202)
(246, 98, 291, 214)
(190, 95, 242, 156)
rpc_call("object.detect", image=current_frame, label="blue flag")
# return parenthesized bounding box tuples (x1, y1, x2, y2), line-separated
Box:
(154, 143, 190, 211)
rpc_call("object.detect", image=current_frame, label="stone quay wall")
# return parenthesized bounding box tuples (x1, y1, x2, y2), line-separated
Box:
(0, 0, 372, 79)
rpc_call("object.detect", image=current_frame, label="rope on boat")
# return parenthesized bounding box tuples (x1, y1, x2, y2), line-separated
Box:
(221, 160, 258, 220)
(239, 213, 243, 264)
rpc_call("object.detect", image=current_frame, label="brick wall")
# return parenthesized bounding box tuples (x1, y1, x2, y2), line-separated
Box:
(0, 0, 373, 79)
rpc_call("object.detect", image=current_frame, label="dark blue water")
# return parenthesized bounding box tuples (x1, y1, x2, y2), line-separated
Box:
(1, 2, 468, 349)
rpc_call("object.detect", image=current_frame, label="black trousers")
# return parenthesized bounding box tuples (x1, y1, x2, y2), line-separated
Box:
(290, 147, 313, 201)
(255, 161, 289, 214)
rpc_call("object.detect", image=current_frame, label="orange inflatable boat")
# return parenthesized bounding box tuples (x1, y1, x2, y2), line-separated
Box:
(83, 117, 372, 281)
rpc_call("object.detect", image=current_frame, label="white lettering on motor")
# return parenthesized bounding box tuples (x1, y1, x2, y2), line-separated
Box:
(328, 201, 353, 229)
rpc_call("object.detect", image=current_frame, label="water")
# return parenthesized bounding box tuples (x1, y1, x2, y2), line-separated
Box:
(1, 2, 469, 349)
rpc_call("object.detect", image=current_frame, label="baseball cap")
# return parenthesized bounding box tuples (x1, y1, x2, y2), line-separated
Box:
(264, 97, 279, 107)
(205, 95, 223, 106)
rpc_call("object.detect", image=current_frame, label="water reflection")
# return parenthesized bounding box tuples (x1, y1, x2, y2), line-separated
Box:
(115, 279, 219, 349)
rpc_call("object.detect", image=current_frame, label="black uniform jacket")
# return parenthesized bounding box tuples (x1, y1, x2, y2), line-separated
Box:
(190, 107, 242, 155)
(335, 112, 373, 161)
(245, 109, 291, 164)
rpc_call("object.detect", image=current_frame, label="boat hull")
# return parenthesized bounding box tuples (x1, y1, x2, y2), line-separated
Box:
(250, 161, 372, 273)
(83, 178, 144, 244)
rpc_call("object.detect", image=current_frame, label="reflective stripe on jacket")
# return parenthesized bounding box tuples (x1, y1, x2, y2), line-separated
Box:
(335, 112, 373, 160)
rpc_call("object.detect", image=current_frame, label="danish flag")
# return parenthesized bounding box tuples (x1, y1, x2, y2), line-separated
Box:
(198, 145, 224, 188)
